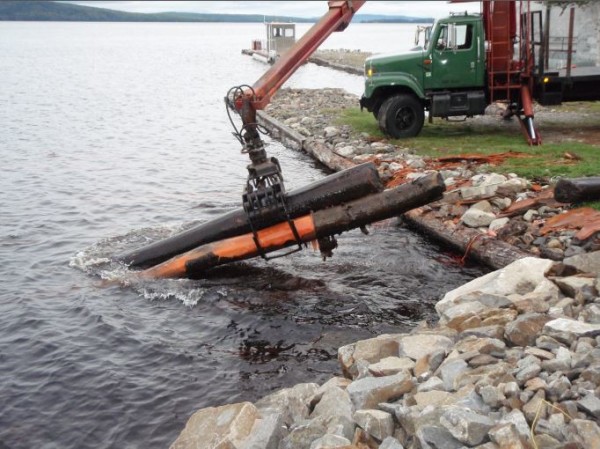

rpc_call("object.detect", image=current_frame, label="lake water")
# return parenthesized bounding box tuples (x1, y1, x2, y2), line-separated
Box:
(0, 22, 486, 448)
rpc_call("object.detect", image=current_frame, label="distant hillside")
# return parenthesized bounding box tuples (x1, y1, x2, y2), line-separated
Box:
(0, 1, 434, 23)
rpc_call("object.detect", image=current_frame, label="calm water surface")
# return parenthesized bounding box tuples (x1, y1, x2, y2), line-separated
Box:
(0, 22, 486, 448)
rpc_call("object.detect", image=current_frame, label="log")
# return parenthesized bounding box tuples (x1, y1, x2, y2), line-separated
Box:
(119, 162, 382, 268)
(139, 172, 445, 279)
(403, 207, 532, 270)
(554, 177, 600, 203)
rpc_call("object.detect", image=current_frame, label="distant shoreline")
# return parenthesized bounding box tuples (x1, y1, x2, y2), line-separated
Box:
(0, 1, 434, 24)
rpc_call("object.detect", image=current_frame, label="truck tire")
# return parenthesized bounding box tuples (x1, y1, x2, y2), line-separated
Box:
(377, 94, 424, 138)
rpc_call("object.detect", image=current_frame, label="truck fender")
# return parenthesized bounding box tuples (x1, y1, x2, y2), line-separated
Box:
(368, 73, 426, 102)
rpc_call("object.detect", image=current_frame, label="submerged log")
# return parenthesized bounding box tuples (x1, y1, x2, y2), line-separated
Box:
(139, 172, 445, 279)
(119, 162, 382, 268)
(554, 177, 600, 203)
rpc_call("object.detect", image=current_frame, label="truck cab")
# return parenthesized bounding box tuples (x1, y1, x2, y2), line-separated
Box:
(360, 14, 488, 139)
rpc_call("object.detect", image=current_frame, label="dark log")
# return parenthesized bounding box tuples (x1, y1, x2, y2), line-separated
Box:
(139, 172, 445, 279)
(119, 162, 382, 268)
(403, 208, 532, 270)
(554, 177, 600, 203)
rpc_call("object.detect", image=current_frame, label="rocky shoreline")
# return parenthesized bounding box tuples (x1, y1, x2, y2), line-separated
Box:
(169, 81, 600, 448)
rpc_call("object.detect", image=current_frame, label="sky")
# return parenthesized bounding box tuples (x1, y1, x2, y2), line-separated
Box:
(66, 1, 482, 19)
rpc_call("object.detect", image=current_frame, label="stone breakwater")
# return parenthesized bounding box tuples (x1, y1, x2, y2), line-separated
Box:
(169, 88, 600, 448)
(171, 254, 600, 449)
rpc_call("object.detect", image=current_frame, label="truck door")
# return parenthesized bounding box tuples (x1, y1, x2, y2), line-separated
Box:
(424, 21, 484, 89)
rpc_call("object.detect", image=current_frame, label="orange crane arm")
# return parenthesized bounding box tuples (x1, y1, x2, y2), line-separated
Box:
(250, 0, 366, 110)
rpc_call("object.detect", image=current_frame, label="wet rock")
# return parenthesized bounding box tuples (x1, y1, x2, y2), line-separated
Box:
(505, 313, 552, 347)
(170, 402, 259, 449)
(353, 409, 394, 441)
(439, 406, 494, 446)
(346, 371, 413, 410)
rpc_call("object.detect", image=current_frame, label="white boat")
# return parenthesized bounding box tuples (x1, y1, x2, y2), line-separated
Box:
(247, 22, 296, 64)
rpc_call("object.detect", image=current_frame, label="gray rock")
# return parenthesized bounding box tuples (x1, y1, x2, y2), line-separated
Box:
(333, 145, 355, 157)
(241, 412, 286, 449)
(256, 383, 318, 427)
(338, 334, 401, 378)
(523, 390, 547, 422)
(311, 387, 353, 421)
(563, 250, 600, 276)
(515, 362, 542, 384)
(580, 303, 600, 324)
(479, 385, 505, 407)
(578, 393, 600, 420)
(535, 335, 562, 351)
(489, 217, 510, 232)
(499, 409, 530, 441)
(323, 126, 339, 138)
(368, 356, 415, 377)
(553, 275, 597, 302)
(417, 376, 445, 393)
(346, 371, 413, 410)
(436, 258, 556, 316)
(379, 436, 405, 449)
(543, 317, 600, 345)
(565, 419, 600, 449)
(309, 434, 351, 449)
(546, 375, 572, 401)
(439, 358, 469, 392)
(416, 425, 464, 449)
(279, 419, 327, 449)
(440, 406, 494, 446)
(353, 409, 394, 441)
(461, 208, 496, 228)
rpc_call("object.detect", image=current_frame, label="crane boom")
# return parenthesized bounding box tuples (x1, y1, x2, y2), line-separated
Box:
(225, 1, 365, 260)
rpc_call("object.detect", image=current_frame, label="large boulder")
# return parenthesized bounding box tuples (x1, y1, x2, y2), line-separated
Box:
(170, 402, 259, 449)
(436, 257, 557, 316)
(338, 334, 401, 378)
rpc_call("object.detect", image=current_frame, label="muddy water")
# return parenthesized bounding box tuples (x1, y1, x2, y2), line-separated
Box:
(0, 22, 486, 448)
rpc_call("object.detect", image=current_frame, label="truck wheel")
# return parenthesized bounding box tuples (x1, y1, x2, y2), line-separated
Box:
(377, 94, 424, 138)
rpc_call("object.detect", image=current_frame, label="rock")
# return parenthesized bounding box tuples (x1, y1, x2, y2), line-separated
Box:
(309, 434, 351, 449)
(455, 336, 506, 356)
(256, 383, 318, 427)
(523, 209, 539, 222)
(368, 357, 414, 377)
(524, 347, 554, 360)
(552, 275, 597, 301)
(415, 425, 464, 449)
(523, 390, 547, 422)
(565, 419, 600, 449)
(279, 419, 327, 449)
(563, 250, 600, 276)
(505, 313, 552, 347)
(489, 423, 528, 449)
(473, 173, 508, 188)
(338, 334, 400, 378)
(439, 358, 470, 392)
(436, 258, 556, 316)
(479, 385, 505, 407)
(515, 362, 542, 384)
(346, 372, 413, 410)
(333, 146, 355, 158)
(491, 197, 512, 210)
(353, 409, 394, 441)
(311, 386, 353, 422)
(440, 406, 494, 446)
(577, 393, 600, 420)
(543, 317, 600, 345)
(170, 402, 259, 449)
(414, 390, 456, 408)
(531, 433, 561, 449)
(418, 376, 445, 393)
(461, 325, 505, 340)
(546, 375, 572, 401)
(461, 207, 496, 228)
(489, 217, 510, 232)
(468, 354, 499, 368)
(441, 301, 488, 330)
(242, 412, 286, 449)
(324, 126, 339, 138)
(379, 436, 405, 449)
(580, 304, 600, 323)
(508, 292, 552, 314)
(499, 409, 530, 441)
(398, 334, 454, 361)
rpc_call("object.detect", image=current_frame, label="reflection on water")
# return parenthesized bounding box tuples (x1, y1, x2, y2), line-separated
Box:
(0, 22, 486, 448)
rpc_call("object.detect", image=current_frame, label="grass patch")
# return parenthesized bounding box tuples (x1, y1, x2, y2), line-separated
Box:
(336, 107, 600, 180)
